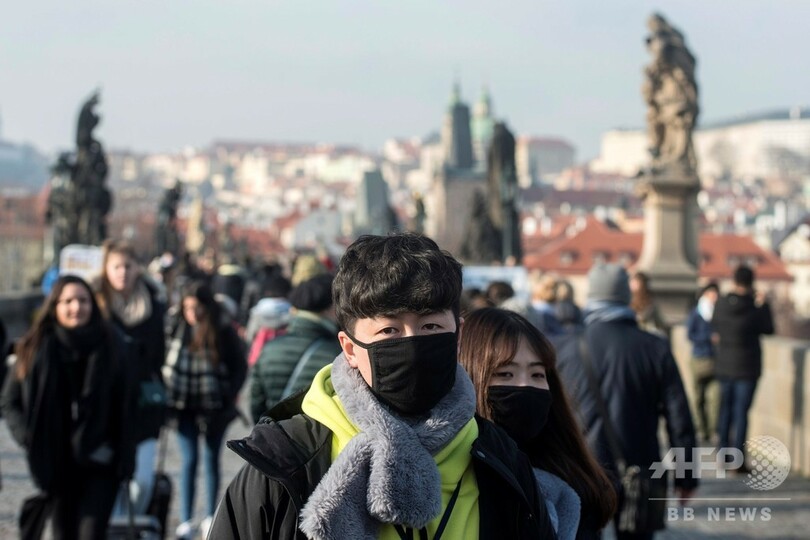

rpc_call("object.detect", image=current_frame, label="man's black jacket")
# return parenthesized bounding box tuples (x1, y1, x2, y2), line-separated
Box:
(209, 392, 558, 539)
(553, 320, 698, 491)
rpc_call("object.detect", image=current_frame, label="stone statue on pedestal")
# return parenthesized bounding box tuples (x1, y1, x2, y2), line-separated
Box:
(460, 121, 522, 265)
(460, 191, 501, 264)
(45, 91, 112, 262)
(636, 13, 701, 325)
(46, 153, 80, 260)
(73, 91, 111, 245)
(642, 12, 699, 177)
(156, 181, 183, 256)
(486, 122, 522, 263)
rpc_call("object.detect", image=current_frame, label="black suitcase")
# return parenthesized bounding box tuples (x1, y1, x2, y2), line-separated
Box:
(108, 478, 163, 540)
(107, 514, 162, 540)
(146, 472, 172, 540)
(146, 428, 173, 540)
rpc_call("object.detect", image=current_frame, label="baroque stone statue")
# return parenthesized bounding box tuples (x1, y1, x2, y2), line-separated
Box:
(461, 121, 523, 265)
(460, 190, 501, 264)
(156, 180, 183, 256)
(46, 153, 80, 259)
(642, 13, 699, 176)
(486, 122, 522, 263)
(45, 91, 113, 262)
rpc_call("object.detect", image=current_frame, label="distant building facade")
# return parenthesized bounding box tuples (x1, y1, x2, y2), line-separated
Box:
(778, 219, 810, 316)
(427, 83, 487, 256)
(516, 137, 576, 187)
(591, 108, 810, 181)
(522, 216, 794, 309)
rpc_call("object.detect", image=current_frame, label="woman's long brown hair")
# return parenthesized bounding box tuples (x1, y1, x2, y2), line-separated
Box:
(15, 275, 107, 380)
(630, 271, 653, 314)
(459, 307, 617, 528)
(180, 281, 221, 366)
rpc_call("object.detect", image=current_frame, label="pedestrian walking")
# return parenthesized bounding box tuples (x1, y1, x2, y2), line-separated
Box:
(163, 281, 247, 539)
(554, 263, 698, 540)
(712, 265, 774, 470)
(95, 239, 168, 517)
(629, 271, 668, 337)
(459, 307, 617, 540)
(210, 233, 557, 539)
(1, 275, 136, 539)
(686, 282, 720, 443)
(249, 273, 340, 422)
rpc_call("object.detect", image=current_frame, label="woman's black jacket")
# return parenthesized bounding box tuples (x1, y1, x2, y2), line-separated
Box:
(0, 327, 137, 493)
(108, 278, 167, 442)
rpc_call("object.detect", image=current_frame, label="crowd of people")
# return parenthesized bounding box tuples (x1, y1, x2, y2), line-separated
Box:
(0, 231, 776, 540)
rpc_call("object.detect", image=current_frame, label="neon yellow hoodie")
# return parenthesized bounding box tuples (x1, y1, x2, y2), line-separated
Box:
(302, 364, 480, 540)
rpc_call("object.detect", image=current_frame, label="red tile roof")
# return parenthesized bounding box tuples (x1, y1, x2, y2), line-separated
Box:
(523, 217, 792, 281)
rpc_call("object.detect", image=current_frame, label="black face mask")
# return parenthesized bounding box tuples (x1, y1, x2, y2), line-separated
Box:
(345, 330, 458, 416)
(487, 386, 552, 443)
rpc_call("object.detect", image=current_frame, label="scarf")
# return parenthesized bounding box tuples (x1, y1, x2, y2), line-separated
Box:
(299, 354, 476, 540)
(109, 279, 153, 327)
(54, 315, 105, 359)
(697, 296, 714, 322)
(583, 300, 637, 326)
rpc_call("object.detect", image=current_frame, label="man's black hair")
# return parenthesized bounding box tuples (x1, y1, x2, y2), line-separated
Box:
(733, 265, 755, 289)
(333, 233, 463, 332)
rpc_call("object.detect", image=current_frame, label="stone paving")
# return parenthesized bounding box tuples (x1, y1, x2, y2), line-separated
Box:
(1, 408, 808, 539)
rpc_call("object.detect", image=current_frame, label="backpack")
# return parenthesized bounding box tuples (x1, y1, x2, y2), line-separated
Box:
(247, 326, 287, 367)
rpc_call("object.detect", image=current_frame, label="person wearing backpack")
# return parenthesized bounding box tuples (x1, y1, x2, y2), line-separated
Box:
(249, 273, 341, 422)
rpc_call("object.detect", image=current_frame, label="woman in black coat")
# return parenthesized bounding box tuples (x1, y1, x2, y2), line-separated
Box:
(1, 275, 136, 540)
(95, 239, 168, 516)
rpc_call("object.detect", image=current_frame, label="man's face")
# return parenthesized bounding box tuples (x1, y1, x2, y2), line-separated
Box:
(339, 310, 458, 387)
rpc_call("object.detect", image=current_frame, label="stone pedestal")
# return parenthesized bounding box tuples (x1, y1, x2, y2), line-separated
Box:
(636, 170, 701, 325)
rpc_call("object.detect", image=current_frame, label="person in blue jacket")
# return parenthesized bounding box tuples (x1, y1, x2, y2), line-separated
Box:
(686, 282, 720, 443)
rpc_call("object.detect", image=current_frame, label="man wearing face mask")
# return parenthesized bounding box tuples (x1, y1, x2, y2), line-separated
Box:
(210, 232, 557, 540)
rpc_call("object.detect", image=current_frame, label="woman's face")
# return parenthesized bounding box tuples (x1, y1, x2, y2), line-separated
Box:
(182, 296, 206, 327)
(489, 337, 549, 390)
(105, 252, 139, 293)
(55, 283, 93, 329)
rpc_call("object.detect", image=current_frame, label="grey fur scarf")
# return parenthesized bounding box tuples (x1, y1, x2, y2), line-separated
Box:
(299, 353, 476, 540)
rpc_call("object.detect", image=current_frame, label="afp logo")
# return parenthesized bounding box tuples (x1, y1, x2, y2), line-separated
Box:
(650, 436, 791, 490)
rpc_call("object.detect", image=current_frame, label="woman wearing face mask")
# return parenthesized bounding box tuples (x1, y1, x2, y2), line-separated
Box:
(1, 275, 136, 539)
(95, 239, 168, 517)
(163, 281, 247, 539)
(459, 307, 616, 540)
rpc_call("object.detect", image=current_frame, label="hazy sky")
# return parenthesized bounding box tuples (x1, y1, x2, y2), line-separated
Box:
(2, 1, 809, 161)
